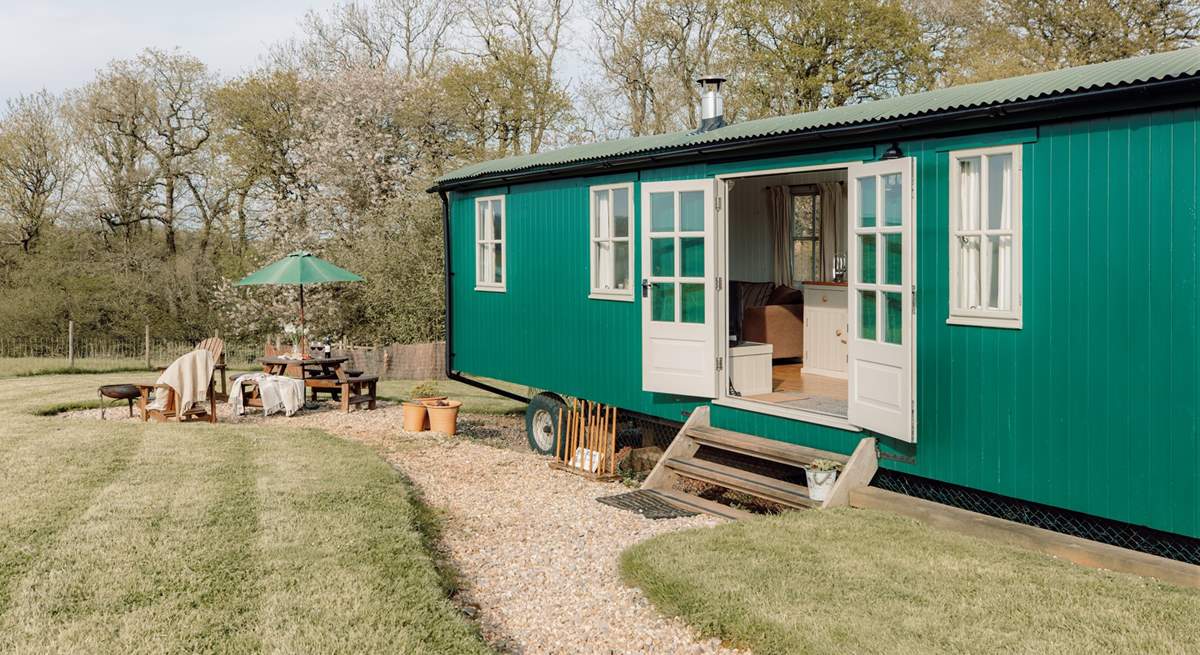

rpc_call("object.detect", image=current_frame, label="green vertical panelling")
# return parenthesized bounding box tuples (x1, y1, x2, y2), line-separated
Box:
(448, 116, 1200, 538)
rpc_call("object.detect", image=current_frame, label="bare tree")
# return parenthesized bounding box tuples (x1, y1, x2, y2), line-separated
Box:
(299, 0, 460, 77)
(0, 92, 73, 254)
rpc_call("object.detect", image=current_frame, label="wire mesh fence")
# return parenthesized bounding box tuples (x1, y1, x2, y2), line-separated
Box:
(0, 327, 447, 380)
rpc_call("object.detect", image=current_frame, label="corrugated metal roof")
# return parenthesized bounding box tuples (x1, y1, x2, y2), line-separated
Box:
(437, 46, 1200, 185)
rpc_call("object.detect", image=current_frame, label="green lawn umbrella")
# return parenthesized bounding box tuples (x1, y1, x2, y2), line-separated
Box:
(236, 251, 363, 348)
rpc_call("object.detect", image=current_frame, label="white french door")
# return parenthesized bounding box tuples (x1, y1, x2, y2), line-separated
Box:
(640, 180, 718, 398)
(847, 158, 916, 442)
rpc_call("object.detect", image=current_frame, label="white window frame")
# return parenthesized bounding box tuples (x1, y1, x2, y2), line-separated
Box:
(588, 182, 635, 301)
(475, 195, 506, 292)
(948, 145, 1022, 329)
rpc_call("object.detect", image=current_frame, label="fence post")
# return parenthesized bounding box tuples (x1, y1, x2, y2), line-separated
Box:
(144, 324, 151, 369)
(68, 321, 75, 369)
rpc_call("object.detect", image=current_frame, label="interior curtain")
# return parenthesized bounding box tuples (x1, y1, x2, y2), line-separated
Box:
(960, 159, 981, 309)
(997, 157, 1012, 310)
(817, 182, 844, 280)
(766, 186, 792, 285)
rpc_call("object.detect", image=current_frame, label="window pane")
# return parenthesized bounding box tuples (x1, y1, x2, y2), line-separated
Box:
(859, 290, 877, 341)
(884, 233, 902, 285)
(650, 192, 674, 232)
(681, 283, 704, 323)
(987, 235, 1012, 310)
(792, 194, 817, 237)
(884, 292, 902, 345)
(492, 243, 503, 283)
(594, 242, 612, 289)
(477, 201, 489, 240)
(793, 239, 816, 283)
(651, 238, 674, 277)
(477, 243, 486, 283)
(680, 237, 704, 277)
(613, 188, 629, 237)
(883, 173, 902, 226)
(987, 153, 1012, 230)
(594, 190, 610, 240)
(958, 158, 980, 231)
(613, 241, 630, 290)
(860, 235, 876, 284)
(857, 176, 876, 228)
(491, 200, 503, 239)
(651, 282, 675, 321)
(680, 191, 705, 231)
(957, 235, 981, 309)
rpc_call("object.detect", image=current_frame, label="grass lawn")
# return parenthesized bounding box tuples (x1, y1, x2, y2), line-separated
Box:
(0, 372, 493, 654)
(622, 509, 1200, 655)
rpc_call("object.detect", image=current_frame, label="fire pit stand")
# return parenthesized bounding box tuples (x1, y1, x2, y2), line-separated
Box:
(98, 384, 142, 419)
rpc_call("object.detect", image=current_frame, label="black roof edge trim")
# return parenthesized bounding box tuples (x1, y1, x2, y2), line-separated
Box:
(428, 75, 1200, 194)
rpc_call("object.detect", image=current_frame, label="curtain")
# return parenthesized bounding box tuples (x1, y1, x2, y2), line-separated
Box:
(997, 157, 1012, 310)
(960, 159, 981, 309)
(817, 182, 844, 280)
(766, 186, 792, 285)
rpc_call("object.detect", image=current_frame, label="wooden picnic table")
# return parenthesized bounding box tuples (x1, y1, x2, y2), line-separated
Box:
(253, 356, 376, 412)
(260, 355, 351, 380)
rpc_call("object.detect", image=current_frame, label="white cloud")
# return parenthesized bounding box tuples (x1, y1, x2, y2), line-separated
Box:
(0, 0, 333, 102)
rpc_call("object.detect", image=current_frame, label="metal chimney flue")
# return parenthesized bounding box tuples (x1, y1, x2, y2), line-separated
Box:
(697, 75, 726, 132)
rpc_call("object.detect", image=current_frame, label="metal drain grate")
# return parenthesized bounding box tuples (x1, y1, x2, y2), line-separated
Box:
(597, 490, 698, 519)
(874, 469, 1200, 565)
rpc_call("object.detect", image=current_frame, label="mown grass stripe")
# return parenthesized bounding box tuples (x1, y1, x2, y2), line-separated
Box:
(0, 425, 261, 653)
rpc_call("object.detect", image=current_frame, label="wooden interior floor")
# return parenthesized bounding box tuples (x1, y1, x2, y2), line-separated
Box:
(771, 363, 847, 400)
(744, 362, 849, 417)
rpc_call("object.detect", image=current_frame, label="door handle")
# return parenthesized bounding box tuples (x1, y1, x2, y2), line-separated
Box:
(641, 279, 651, 298)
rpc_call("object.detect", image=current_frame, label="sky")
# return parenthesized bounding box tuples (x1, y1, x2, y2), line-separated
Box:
(0, 1, 337, 103)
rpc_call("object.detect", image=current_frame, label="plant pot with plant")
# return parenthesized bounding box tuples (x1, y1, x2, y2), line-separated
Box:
(401, 402, 428, 432)
(424, 399, 462, 435)
(410, 381, 446, 404)
(804, 458, 844, 503)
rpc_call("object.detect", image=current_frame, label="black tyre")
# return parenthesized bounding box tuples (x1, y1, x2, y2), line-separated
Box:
(525, 392, 567, 455)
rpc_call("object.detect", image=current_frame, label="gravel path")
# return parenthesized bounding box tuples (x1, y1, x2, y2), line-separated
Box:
(62, 401, 747, 654)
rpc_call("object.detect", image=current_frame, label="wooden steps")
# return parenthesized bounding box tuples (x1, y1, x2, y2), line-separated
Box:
(688, 425, 850, 468)
(641, 406, 877, 520)
(645, 488, 754, 521)
(664, 456, 817, 509)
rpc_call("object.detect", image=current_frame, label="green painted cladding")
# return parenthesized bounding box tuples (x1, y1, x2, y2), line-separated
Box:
(448, 110, 1200, 539)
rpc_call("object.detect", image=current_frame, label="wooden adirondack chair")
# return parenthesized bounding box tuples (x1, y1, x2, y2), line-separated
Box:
(196, 337, 228, 401)
(138, 349, 219, 423)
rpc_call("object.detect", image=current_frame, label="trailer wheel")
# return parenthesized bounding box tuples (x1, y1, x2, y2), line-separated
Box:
(525, 392, 566, 455)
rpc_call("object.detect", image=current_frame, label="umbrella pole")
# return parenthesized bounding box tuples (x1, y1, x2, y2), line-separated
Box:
(299, 284, 307, 354)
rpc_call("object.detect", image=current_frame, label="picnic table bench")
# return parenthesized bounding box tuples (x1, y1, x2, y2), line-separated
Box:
(251, 355, 378, 412)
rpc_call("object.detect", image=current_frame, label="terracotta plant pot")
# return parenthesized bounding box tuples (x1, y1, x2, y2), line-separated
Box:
(416, 396, 448, 405)
(425, 400, 462, 435)
(402, 402, 428, 432)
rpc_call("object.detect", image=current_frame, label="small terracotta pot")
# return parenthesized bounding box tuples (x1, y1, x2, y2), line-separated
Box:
(402, 402, 428, 432)
(425, 400, 462, 435)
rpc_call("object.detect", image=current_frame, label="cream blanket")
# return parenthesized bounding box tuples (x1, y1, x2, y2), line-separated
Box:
(229, 373, 306, 417)
(149, 349, 215, 416)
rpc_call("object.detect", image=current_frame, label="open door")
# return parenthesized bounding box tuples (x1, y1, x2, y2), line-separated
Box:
(847, 158, 916, 442)
(641, 180, 717, 398)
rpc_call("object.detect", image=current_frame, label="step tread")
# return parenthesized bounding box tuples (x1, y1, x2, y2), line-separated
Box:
(665, 456, 816, 509)
(646, 488, 755, 521)
(687, 425, 849, 467)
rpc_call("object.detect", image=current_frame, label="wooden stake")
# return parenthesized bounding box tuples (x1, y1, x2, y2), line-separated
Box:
(555, 407, 564, 462)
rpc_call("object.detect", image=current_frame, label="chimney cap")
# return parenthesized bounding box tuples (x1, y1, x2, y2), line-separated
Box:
(696, 75, 726, 88)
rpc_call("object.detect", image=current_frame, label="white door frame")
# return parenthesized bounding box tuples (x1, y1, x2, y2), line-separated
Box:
(712, 162, 866, 432)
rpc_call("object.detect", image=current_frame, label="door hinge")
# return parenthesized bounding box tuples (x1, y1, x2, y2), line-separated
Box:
(715, 276, 723, 291)
(912, 284, 917, 313)
(715, 195, 722, 212)
(716, 356, 724, 372)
